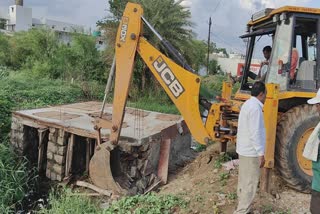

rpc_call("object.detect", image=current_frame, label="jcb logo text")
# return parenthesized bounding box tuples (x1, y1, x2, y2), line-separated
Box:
(153, 57, 185, 98)
(120, 17, 129, 42)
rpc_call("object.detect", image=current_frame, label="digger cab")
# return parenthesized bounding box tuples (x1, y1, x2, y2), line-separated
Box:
(240, 6, 320, 93)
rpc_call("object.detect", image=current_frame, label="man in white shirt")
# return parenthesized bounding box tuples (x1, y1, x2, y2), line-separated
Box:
(234, 81, 267, 214)
(302, 88, 320, 213)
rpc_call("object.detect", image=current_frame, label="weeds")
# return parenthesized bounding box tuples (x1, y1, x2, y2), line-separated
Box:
(38, 188, 101, 214)
(261, 204, 291, 214)
(227, 192, 237, 200)
(104, 192, 188, 214)
(0, 141, 37, 213)
(219, 172, 230, 186)
(214, 153, 231, 169)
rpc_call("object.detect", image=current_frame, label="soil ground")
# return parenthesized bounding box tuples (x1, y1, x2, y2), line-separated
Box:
(159, 143, 311, 214)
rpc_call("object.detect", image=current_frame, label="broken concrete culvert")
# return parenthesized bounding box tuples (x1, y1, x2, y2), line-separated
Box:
(10, 101, 196, 195)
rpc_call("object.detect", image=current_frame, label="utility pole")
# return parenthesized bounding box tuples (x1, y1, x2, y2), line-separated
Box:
(207, 17, 212, 75)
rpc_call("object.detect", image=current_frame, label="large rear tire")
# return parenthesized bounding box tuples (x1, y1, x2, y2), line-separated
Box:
(275, 104, 319, 193)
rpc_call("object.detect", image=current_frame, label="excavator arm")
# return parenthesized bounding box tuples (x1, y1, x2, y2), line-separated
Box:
(110, 2, 212, 145)
(90, 2, 218, 194)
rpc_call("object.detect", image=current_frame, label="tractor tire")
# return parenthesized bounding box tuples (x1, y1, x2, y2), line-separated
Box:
(275, 104, 319, 193)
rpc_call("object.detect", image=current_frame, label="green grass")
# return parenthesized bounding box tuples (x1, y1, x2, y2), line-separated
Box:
(105, 192, 188, 214)
(213, 153, 231, 169)
(0, 141, 37, 213)
(39, 189, 188, 214)
(0, 72, 104, 141)
(38, 188, 101, 214)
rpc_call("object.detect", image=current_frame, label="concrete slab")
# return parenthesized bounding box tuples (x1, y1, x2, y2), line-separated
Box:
(13, 101, 186, 145)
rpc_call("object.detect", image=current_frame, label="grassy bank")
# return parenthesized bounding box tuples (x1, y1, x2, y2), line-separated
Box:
(39, 189, 188, 214)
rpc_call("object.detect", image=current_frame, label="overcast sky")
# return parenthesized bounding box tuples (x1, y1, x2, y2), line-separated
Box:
(0, 0, 318, 53)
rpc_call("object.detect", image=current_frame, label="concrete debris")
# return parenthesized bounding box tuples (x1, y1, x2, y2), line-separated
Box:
(222, 159, 239, 170)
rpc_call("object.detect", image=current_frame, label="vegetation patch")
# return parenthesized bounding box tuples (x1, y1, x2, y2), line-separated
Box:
(39, 188, 101, 214)
(0, 141, 37, 213)
(105, 192, 188, 214)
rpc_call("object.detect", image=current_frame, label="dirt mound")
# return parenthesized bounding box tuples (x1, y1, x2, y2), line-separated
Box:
(159, 143, 311, 214)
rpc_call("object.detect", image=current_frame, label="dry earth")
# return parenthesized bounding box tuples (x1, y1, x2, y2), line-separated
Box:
(159, 143, 311, 214)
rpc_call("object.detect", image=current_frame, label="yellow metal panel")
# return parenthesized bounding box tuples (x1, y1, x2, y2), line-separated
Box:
(221, 82, 232, 100)
(263, 83, 280, 168)
(110, 3, 143, 144)
(206, 103, 223, 140)
(137, 38, 210, 145)
(248, 6, 320, 26)
(234, 91, 251, 100)
(278, 91, 316, 100)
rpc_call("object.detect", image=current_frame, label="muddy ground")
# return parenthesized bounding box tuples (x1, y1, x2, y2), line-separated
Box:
(159, 143, 311, 214)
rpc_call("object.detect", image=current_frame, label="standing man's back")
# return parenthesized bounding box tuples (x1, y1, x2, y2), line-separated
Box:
(234, 81, 267, 214)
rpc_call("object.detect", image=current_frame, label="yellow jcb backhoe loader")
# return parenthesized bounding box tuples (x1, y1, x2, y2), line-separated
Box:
(89, 3, 319, 194)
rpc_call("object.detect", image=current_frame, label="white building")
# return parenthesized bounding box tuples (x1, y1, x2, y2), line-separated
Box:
(209, 53, 262, 76)
(0, 0, 88, 44)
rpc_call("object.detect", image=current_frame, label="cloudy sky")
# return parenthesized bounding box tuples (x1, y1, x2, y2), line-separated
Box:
(0, 0, 318, 53)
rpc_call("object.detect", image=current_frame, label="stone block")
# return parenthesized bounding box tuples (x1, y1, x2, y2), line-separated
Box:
(47, 141, 57, 153)
(50, 171, 57, 180)
(56, 174, 63, 181)
(54, 154, 65, 165)
(139, 143, 149, 152)
(46, 161, 54, 170)
(58, 129, 64, 137)
(57, 136, 66, 146)
(46, 169, 51, 178)
(49, 128, 58, 142)
(47, 151, 53, 160)
(53, 164, 64, 175)
(136, 178, 148, 192)
(57, 145, 67, 156)
(119, 142, 132, 153)
(130, 166, 137, 178)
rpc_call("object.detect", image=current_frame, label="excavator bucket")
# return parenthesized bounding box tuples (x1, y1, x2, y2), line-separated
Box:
(89, 143, 124, 194)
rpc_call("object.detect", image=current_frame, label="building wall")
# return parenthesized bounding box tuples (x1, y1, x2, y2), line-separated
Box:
(217, 57, 262, 76)
(8, 5, 32, 31)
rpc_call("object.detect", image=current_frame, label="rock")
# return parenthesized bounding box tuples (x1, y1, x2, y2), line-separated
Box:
(57, 145, 67, 156)
(136, 178, 148, 192)
(54, 154, 65, 165)
(57, 136, 66, 146)
(213, 169, 219, 173)
(137, 159, 144, 170)
(142, 160, 153, 176)
(119, 142, 132, 153)
(128, 187, 138, 195)
(47, 141, 57, 153)
(276, 193, 281, 199)
(46, 169, 51, 178)
(47, 151, 53, 160)
(100, 202, 110, 209)
(53, 164, 64, 174)
(130, 166, 137, 178)
(139, 143, 149, 152)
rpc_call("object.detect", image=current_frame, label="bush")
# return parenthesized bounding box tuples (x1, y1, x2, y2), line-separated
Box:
(200, 74, 241, 100)
(38, 188, 101, 214)
(0, 142, 36, 213)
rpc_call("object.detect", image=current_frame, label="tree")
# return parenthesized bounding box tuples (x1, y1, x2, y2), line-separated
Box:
(186, 39, 207, 72)
(208, 59, 220, 75)
(98, 0, 194, 92)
